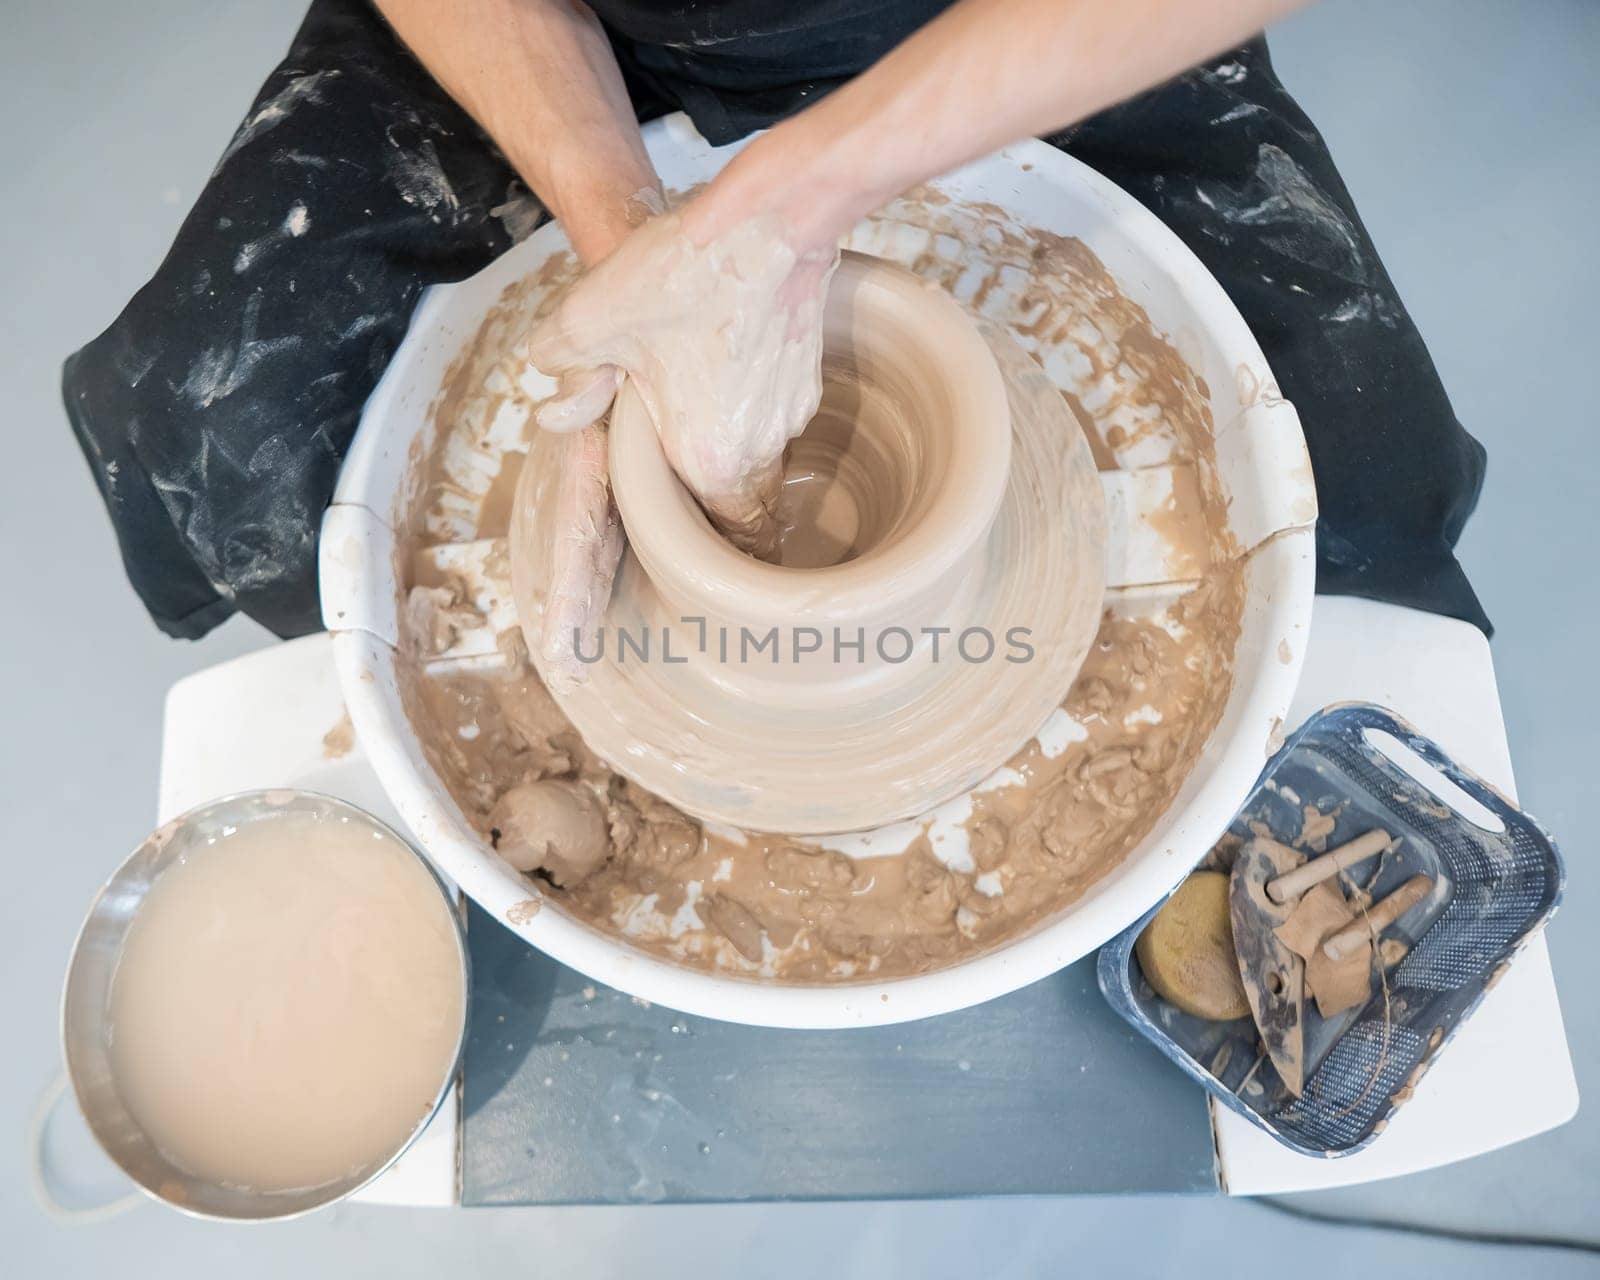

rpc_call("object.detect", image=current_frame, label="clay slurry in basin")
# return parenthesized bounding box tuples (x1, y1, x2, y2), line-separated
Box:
(399, 190, 1250, 984)
(105, 812, 464, 1192)
(511, 252, 1108, 834)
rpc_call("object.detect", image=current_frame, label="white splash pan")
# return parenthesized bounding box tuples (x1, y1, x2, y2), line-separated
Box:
(321, 113, 1316, 1029)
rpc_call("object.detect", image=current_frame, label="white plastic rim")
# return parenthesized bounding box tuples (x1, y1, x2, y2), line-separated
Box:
(321, 114, 1317, 1029)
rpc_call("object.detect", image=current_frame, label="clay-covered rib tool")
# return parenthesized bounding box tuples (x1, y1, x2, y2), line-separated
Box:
(1228, 838, 1307, 1096)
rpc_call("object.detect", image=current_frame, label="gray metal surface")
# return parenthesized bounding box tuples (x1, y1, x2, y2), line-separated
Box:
(462, 902, 1219, 1204)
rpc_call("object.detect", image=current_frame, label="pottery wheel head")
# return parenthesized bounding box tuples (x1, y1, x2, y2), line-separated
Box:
(511, 252, 1108, 835)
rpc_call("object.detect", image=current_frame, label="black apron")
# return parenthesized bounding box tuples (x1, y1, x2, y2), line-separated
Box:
(62, 0, 1490, 640)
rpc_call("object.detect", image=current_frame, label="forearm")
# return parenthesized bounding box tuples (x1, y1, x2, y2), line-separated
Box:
(690, 0, 1305, 248)
(374, 0, 657, 264)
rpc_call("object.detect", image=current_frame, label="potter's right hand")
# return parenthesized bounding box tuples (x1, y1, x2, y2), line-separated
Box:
(528, 207, 838, 559)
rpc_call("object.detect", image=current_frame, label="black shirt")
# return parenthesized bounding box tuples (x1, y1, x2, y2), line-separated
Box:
(589, 0, 958, 142)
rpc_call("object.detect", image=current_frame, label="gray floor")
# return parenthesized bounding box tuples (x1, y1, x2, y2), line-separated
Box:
(5, 0, 1597, 1274)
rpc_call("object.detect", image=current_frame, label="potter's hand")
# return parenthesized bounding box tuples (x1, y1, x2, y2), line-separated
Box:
(528, 208, 838, 559)
(369, 0, 668, 681)
(542, 424, 625, 684)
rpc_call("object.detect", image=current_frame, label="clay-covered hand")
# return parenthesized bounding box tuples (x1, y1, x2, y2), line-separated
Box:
(528, 208, 838, 558)
(541, 424, 625, 682)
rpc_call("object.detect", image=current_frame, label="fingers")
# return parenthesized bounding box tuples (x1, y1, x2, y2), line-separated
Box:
(777, 244, 839, 341)
(536, 365, 620, 434)
(524, 210, 828, 603)
(526, 270, 628, 438)
(699, 455, 785, 562)
(542, 425, 625, 689)
(526, 217, 672, 377)
(526, 296, 593, 379)
(528, 210, 695, 384)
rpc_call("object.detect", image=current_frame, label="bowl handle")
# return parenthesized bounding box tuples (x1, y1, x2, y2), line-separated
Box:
(28, 1075, 145, 1224)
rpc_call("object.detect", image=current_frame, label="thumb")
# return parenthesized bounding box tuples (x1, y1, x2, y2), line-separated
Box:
(527, 298, 599, 380)
(536, 365, 620, 434)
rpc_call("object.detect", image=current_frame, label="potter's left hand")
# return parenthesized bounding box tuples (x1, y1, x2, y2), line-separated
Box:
(528, 206, 838, 559)
(540, 422, 626, 684)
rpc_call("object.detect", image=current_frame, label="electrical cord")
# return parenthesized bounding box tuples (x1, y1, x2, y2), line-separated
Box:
(1255, 1195, 1600, 1257)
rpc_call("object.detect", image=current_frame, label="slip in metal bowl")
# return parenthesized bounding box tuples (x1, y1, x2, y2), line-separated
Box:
(60, 790, 469, 1220)
(1097, 703, 1564, 1157)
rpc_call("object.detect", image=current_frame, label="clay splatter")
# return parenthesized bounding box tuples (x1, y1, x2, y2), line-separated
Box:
(218, 69, 339, 167)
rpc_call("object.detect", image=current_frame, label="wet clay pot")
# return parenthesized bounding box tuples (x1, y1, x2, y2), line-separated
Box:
(511, 251, 1107, 834)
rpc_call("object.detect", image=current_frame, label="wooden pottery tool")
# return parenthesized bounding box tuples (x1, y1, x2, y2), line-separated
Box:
(1265, 829, 1392, 904)
(1228, 838, 1308, 1096)
(1323, 875, 1434, 963)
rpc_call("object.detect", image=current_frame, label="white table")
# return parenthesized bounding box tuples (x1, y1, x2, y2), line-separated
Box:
(157, 596, 1577, 1203)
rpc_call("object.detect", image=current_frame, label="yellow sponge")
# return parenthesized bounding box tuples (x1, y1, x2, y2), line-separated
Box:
(1134, 871, 1250, 1020)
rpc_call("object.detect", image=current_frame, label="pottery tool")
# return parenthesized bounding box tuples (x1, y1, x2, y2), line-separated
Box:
(1273, 881, 1368, 1018)
(1134, 871, 1250, 1020)
(1323, 875, 1434, 963)
(1134, 831, 1396, 1031)
(1265, 828, 1392, 904)
(1228, 838, 1307, 1096)
(1100, 704, 1563, 1156)
(1249, 828, 1397, 1022)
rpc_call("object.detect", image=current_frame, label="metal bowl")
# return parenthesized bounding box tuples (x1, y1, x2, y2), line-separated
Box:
(60, 790, 468, 1221)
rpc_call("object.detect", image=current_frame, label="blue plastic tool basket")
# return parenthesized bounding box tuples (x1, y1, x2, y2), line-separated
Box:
(1097, 702, 1565, 1157)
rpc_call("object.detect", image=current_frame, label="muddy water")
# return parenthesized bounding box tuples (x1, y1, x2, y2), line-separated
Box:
(107, 813, 463, 1190)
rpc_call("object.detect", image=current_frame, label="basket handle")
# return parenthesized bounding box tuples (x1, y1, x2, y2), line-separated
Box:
(1354, 710, 1513, 834)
